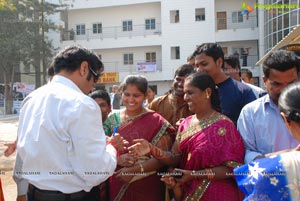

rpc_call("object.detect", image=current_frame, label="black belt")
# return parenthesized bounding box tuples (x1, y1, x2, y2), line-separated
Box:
(28, 184, 88, 201)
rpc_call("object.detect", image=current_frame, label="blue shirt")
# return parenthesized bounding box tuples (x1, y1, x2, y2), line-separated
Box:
(237, 94, 299, 163)
(218, 78, 256, 125)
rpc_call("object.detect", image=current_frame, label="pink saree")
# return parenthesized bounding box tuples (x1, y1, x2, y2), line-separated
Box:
(105, 111, 175, 201)
(177, 113, 245, 201)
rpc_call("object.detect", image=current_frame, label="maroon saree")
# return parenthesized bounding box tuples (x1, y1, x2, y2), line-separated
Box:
(105, 111, 175, 201)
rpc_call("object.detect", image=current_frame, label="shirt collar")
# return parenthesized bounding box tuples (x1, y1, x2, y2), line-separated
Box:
(263, 94, 278, 111)
(51, 75, 83, 94)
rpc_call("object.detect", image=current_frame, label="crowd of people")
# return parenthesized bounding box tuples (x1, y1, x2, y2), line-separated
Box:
(1, 42, 300, 201)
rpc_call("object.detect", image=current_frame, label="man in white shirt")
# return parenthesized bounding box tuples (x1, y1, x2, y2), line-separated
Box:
(14, 46, 126, 201)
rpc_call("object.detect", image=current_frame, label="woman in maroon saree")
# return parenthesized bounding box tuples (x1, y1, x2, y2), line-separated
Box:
(129, 72, 245, 201)
(103, 75, 175, 201)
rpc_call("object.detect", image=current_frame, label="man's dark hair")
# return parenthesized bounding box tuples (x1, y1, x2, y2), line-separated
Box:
(187, 53, 195, 62)
(193, 43, 224, 67)
(47, 66, 54, 78)
(263, 50, 300, 78)
(174, 64, 195, 77)
(224, 55, 241, 76)
(148, 85, 156, 94)
(241, 69, 253, 79)
(51, 46, 103, 82)
(89, 89, 111, 106)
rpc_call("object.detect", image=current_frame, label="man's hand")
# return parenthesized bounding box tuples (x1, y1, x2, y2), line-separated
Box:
(107, 133, 128, 152)
(16, 195, 26, 201)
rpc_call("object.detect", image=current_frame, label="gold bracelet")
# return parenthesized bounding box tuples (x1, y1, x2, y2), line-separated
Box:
(205, 168, 215, 180)
(139, 163, 144, 173)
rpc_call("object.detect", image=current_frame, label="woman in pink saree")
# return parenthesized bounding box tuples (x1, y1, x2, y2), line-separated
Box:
(103, 75, 175, 201)
(129, 72, 245, 201)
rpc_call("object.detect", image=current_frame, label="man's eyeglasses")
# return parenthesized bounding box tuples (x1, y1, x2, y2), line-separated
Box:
(88, 66, 101, 83)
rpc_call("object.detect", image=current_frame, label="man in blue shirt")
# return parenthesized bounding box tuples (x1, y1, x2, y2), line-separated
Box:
(193, 43, 256, 125)
(238, 50, 299, 163)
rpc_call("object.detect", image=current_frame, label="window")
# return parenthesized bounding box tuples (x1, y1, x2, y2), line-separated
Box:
(76, 24, 85, 35)
(93, 23, 102, 34)
(146, 52, 156, 62)
(195, 8, 205, 21)
(123, 20, 132, 32)
(124, 53, 133, 65)
(170, 10, 180, 23)
(232, 11, 243, 23)
(145, 19, 156, 30)
(171, 46, 180, 59)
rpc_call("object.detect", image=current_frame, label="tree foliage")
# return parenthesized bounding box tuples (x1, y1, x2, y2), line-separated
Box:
(0, 0, 64, 114)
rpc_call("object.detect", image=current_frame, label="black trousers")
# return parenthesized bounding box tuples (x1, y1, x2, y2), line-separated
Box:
(27, 184, 102, 201)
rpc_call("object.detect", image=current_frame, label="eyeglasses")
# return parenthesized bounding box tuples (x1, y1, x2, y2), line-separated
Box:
(88, 66, 100, 83)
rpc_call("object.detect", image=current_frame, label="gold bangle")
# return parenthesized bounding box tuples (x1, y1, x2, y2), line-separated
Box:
(139, 163, 144, 173)
(205, 168, 215, 180)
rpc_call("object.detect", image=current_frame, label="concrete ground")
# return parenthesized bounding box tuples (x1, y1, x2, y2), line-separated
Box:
(0, 116, 18, 201)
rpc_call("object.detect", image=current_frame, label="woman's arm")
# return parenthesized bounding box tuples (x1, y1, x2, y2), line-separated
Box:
(117, 134, 174, 183)
(171, 165, 233, 185)
(128, 137, 181, 166)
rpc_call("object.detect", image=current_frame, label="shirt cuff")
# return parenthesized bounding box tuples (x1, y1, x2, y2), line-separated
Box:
(17, 179, 28, 196)
(245, 151, 262, 164)
(106, 143, 117, 157)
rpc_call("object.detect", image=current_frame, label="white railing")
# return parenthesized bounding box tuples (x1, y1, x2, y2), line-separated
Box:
(102, 59, 162, 73)
(216, 16, 257, 31)
(61, 23, 162, 41)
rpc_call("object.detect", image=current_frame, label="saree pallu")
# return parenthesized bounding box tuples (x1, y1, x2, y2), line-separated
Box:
(0, 179, 4, 201)
(234, 151, 300, 201)
(104, 111, 175, 201)
(177, 113, 245, 201)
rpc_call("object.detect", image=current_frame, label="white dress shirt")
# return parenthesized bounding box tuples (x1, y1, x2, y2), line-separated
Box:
(15, 75, 117, 193)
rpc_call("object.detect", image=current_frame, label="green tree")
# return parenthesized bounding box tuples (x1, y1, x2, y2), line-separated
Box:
(0, 0, 63, 114)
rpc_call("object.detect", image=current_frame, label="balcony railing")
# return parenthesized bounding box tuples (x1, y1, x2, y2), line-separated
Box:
(102, 59, 162, 73)
(216, 16, 257, 31)
(61, 23, 162, 41)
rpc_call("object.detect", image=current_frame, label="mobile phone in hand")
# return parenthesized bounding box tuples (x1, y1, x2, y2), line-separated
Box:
(172, 171, 183, 179)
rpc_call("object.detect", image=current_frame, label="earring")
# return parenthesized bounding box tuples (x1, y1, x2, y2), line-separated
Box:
(206, 91, 210, 99)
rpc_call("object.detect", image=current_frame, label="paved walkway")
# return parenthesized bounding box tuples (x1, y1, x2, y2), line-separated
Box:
(0, 116, 18, 201)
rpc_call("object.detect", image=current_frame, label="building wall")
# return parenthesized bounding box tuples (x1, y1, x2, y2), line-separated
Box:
(57, 0, 261, 89)
(63, 0, 161, 9)
(97, 46, 162, 71)
(68, 3, 161, 31)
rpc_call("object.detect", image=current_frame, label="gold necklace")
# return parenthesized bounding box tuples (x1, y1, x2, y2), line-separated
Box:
(193, 111, 216, 123)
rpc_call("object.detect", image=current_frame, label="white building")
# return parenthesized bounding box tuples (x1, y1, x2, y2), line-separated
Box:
(57, 0, 260, 94)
